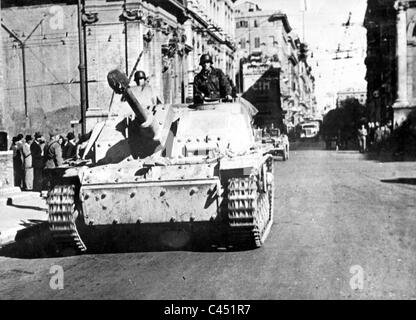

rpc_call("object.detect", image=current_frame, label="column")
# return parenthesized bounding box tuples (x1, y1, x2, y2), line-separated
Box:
(393, 1, 410, 127)
(0, 4, 5, 132)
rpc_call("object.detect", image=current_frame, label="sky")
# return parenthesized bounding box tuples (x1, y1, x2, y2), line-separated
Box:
(234, 0, 368, 109)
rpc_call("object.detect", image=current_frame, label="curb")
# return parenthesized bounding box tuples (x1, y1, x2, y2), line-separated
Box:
(5, 191, 43, 206)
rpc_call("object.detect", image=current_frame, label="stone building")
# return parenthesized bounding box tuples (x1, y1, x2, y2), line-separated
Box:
(0, 0, 236, 138)
(234, 1, 316, 130)
(364, 0, 416, 127)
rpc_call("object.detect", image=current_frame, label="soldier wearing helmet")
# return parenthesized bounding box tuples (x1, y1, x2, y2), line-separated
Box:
(131, 70, 159, 108)
(193, 53, 232, 104)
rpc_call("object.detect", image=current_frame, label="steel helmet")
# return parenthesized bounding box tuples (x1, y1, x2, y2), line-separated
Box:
(134, 70, 147, 82)
(199, 53, 213, 65)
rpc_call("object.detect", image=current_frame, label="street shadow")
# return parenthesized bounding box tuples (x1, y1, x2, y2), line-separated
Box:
(0, 222, 57, 259)
(381, 178, 416, 186)
(7, 204, 47, 212)
(364, 150, 416, 163)
(0, 220, 247, 259)
(289, 138, 326, 151)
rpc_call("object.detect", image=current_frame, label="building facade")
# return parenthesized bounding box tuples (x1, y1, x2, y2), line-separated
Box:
(0, 0, 236, 138)
(364, 0, 416, 128)
(234, 1, 316, 130)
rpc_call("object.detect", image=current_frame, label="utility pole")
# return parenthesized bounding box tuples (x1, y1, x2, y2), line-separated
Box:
(77, 0, 88, 135)
(302, 10, 305, 42)
(123, 0, 129, 75)
(2, 20, 44, 118)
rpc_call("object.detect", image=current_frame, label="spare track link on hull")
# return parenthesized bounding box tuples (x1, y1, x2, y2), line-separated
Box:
(227, 158, 274, 248)
(47, 185, 87, 253)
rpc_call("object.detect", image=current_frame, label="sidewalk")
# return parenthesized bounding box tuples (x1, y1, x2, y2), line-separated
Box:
(0, 191, 48, 247)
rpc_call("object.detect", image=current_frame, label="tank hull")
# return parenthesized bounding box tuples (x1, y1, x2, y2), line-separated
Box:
(80, 179, 221, 225)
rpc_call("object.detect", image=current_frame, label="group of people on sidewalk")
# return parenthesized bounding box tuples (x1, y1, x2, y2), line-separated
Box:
(10, 130, 82, 191)
(357, 121, 392, 154)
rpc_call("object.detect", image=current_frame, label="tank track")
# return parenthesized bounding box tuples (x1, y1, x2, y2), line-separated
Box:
(47, 185, 87, 253)
(227, 159, 274, 248)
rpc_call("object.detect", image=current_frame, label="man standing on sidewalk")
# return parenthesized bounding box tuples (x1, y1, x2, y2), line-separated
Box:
(14, 134, 25, 188)
(63, 132, 77, 160)
(31, 132, 44, 191)
(358, 124, 367, 153)
(22, 135, 33, 190)
(43, 130, 63, 190)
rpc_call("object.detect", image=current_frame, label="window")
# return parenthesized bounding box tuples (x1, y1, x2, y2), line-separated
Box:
(240, 38, 246, 49)
(254, 20, 259, 28)
(254, 37, 260, 48)
(236, 20, 248, 28)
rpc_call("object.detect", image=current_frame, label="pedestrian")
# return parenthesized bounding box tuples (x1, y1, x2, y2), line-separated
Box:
(367, 122, 375, 149)
(43, 130, 64, 190)
(382, 124, 391, 140)
(63, 132, 77, 160)
(22, 135, 34, 190)
(13, 134, 25, 188)
(374, 123, 383, 155)
(193, 53, 232, 104)
(357, 124, 367, 153)
(10, 136, 21, 187)
(76, 132, 91, 159)
(44, 130, 63, 169)
(31, 132, 44, 191)
(58, 135, 66, 148)
(381, 124, 392, 150)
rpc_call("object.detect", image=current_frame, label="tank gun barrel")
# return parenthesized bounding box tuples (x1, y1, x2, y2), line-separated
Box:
(107, 69, 159, 141)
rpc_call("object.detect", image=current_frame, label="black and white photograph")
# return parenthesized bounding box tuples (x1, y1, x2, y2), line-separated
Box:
(0, 0, 416, 304)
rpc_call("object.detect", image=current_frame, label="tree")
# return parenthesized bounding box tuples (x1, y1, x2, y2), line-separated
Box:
(322, 98, 366, 148)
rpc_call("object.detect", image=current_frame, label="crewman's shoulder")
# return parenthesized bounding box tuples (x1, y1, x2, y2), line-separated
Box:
(194, 71, 204, 79)
(212, 68, 225, 75)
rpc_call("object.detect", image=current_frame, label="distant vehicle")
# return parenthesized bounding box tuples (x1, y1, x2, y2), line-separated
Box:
(262, 128, 289, 161)
(299, 122, 320, 139)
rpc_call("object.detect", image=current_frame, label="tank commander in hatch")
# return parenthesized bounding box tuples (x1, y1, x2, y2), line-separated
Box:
(193, 53, 232, 104)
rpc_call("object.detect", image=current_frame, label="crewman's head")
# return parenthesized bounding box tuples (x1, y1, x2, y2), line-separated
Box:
(199, 53, 213, 71)
(134, 70, 147, 86)
(25, 135, 33, 144)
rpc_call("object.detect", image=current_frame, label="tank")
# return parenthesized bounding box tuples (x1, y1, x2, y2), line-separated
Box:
(47, 69, 275, 253)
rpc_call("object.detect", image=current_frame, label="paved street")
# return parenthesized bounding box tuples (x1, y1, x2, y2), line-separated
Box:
(1, 141, 416, 299)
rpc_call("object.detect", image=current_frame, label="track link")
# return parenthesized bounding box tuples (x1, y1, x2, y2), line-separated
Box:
(47, 185, 87, 253)
(227, 159, 274, 248)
